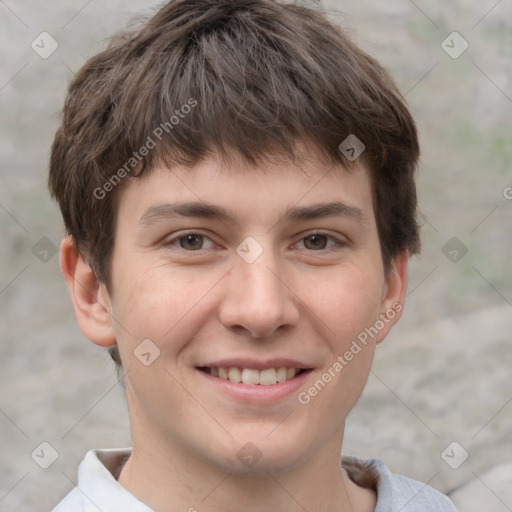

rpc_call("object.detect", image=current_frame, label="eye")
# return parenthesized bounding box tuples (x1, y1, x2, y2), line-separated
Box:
(295, 233, 345, 252)
(165, 232, 216, 251)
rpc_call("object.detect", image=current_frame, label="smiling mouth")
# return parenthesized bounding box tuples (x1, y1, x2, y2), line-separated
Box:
(197, 367, 311, 385)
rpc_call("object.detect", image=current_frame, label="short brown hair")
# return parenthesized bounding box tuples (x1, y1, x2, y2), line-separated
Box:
(49, 0, 421, 371)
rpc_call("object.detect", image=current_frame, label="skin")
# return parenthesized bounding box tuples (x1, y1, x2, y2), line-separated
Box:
(61, 148, 408, 512)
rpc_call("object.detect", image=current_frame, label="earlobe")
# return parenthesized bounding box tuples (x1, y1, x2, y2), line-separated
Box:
(59, 236, 117, 347)
(376, 251, 409, 344)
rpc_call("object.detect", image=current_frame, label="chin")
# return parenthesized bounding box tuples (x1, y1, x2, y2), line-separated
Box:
(203, 428, 314, 476)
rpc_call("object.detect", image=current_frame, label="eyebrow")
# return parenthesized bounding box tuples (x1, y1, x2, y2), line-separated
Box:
(138, 200, 368, 227)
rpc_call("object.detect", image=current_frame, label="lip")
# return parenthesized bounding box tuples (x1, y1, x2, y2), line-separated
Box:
(196, 367, 313, 403)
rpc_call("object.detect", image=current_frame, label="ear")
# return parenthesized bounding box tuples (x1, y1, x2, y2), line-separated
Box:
(375, 250, 409, 344)
(59, 236, 117, 347)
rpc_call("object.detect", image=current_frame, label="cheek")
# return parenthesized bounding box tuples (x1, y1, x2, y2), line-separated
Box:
(112, 261, 218, 354)
(299, 271, 382, 419)
(303, 264, 383, 344)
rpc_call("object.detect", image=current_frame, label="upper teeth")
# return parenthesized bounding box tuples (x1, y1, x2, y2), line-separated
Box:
(209, 367, 298, 385)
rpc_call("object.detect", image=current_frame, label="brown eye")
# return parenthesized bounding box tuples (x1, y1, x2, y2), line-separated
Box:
(163, 231, 216, 253)
(303, 234, 329, 250)
(179, 234, 204, 250)
(296, 232, 345, 252)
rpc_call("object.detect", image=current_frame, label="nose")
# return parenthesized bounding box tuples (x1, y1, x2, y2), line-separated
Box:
(218, 243, 301, 338)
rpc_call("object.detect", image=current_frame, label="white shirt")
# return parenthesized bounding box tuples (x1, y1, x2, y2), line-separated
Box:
(50, 448, 458, 511)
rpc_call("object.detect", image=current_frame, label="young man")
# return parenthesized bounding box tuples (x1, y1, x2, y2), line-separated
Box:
(48, 0, 458, 510)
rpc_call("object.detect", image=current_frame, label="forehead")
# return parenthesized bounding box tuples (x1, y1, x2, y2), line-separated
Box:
(116, 153, 374, 229)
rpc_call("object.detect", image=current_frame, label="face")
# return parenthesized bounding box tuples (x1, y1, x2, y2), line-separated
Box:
(95, 151, 406, 473)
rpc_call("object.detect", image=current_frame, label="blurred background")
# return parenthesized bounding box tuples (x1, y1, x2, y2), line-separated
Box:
(1, 1, 511, 510)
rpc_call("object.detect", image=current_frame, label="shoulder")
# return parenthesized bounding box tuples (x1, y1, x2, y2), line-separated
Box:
(342, 455, 459, 512)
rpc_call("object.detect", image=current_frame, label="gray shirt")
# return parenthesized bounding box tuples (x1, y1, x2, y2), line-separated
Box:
(51, 448, 458, 511)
